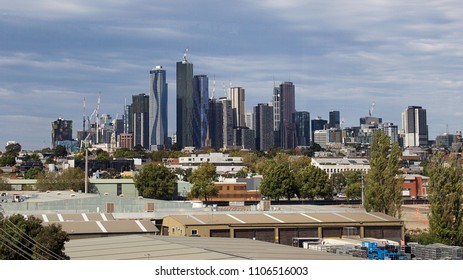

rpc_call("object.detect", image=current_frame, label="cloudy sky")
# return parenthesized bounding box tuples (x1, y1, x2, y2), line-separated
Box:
(1, 0, 463, 150)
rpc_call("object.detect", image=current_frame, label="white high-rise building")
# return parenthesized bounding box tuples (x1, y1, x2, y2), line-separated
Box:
(402, 106, 428, 147)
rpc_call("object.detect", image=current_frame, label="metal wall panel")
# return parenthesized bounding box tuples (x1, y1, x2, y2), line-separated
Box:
(210, 229, 230, 238)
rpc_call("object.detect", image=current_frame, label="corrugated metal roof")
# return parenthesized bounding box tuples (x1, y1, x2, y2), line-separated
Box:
(167, 211, 402, 226)
(65, 235, 359, 260)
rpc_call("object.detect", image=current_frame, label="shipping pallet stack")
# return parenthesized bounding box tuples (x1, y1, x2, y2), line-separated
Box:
(409, 243, 463, 260)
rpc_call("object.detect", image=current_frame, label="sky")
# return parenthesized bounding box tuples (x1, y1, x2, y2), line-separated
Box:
(1, 0, 463, 151)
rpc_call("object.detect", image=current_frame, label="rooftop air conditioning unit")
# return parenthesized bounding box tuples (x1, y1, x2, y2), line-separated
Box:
(145, 202, 155, 212)
(105, 202, 115, 213)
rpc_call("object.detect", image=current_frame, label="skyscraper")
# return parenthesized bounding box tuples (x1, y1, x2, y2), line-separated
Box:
(193, 75, 209, 148)
(229, 87, 246, 128)
(130, 93, 150, 149)
(255, 103, 274, 151)
(311, 117, 328, 144)
(402, 106, 428, 147)
(208, 98, 224, 151)
(329, 110, 340, 129)
(294, 111, 311, 146)
(176, 54, 194, 149)
(51, 118, 73, 148)
(149, 66, 168, 150)
(279, 82, 296, 149)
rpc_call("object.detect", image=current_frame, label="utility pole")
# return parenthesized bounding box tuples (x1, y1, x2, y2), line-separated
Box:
(361, 173, 365, 207)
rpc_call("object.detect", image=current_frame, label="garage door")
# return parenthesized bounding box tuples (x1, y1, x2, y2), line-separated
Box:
(364, 226, 383, 239)
(234, 229, 275, 243)
(322, 227, 342, 238)
(383, 227, 402, 241)
(210, 229, 230, 238)
(279, 228, 318, 246)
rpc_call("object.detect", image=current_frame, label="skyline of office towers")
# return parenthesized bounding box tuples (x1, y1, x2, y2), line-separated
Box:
(229, 87, 246, 128)
(402, 106, 428, 147)
(294, 111, 311, 146)
(279, 82, 296, 149)
(149, 66, 168, 150)
(193, 75, 209, 148)
(255, 103, 274, 151)
(130, 93, 150, 149)
(176, 56, 194, 149)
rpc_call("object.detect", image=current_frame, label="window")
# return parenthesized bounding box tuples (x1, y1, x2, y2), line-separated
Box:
(191, 229, 198, 236)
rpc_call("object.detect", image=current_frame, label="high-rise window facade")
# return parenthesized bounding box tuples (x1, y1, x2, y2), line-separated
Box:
(402, 106, 428, 147)
(176, 58, 194, 149)
(193, 75, 209, 148)
(149, 66, 168, 150)
(294, 111, 311, 146)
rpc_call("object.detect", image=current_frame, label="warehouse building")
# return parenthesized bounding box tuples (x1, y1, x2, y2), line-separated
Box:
(162, 212, 404, 246)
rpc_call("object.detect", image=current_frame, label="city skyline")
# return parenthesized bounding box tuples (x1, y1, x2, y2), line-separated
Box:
(2, 1, 463, 150)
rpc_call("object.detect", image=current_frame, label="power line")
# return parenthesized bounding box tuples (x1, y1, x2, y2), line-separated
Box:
(0, 228, 34, 260)
(4, 219, 64, 260)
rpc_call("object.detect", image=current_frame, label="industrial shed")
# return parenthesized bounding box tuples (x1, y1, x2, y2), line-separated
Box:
(162, 212, 404, 245)
(40, 213, 159, 238)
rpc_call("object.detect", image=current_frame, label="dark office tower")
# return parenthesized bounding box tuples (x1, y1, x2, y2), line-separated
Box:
(311, 117, 328, 144)
(255, 103, 274, 151)
(193, 75, 209, 148)
(219, 97, 234, 149)
(51, 118, 73, 148)
(279, 82, 296, 149)
(208, 98, 224, 150)
(402, 106, 428, 147)
(149, 66, 168, 150)
(294, 111, 311, 146)
(131, 93, 150, 149)
(176, 54, 194, 149)
(329, 110, 340, 129)
(123, 104, 131, 134)
(229, 87, 246, 128)
(273, 86, 280, 130)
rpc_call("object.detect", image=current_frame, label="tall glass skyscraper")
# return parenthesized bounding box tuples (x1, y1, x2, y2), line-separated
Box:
(176, 56, 194, 149)
(149, 66, 168, 150)
(193, 75, 209, 148)
(255, 103, 274, 151)
(279, 82, 296, 149)
(329, 110, 340, 129)
(294, 111, 311, 146)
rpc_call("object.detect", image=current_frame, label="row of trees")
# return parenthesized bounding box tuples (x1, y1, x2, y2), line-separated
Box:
(0, 214, 69, 260)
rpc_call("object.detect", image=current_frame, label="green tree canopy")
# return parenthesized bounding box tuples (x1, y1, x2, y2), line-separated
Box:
(134, 163, 177, 199)
(0, 214, 69, 260)
(35, 168, 84, 192)
(343, 170, 364, 200)
(24, 166, 44, 179)
(296, 165, 332, 200)
(364, 130, 403, 218)
(427, 153, 463, 246)
(260, 163, 298, 200)
(0, 176, 11, 191)
(52, 145, 68, 158)
(188, 162, 218, 201)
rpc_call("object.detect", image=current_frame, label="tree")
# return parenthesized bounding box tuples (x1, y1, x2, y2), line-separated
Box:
(35, 168, 84, 192)
(0, 176, 11, 191)
(188, 162, 218, 201)
(364, 131, 403, 218)
(260, 163, 298, 200)
(95, 149, 110, 161)
(134, 163, 177, 200)
(426, 153, 463, 246)
(24, 166, 43, 179)
(331, 173, 347, 195)
(344, 170, 364, 199)
(296, 165, 332, 200)
(0, 143, 21, 167)
(0, 214, 69, 260)
(53, 145, 68, 158)
(57, 167, 85, 192)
